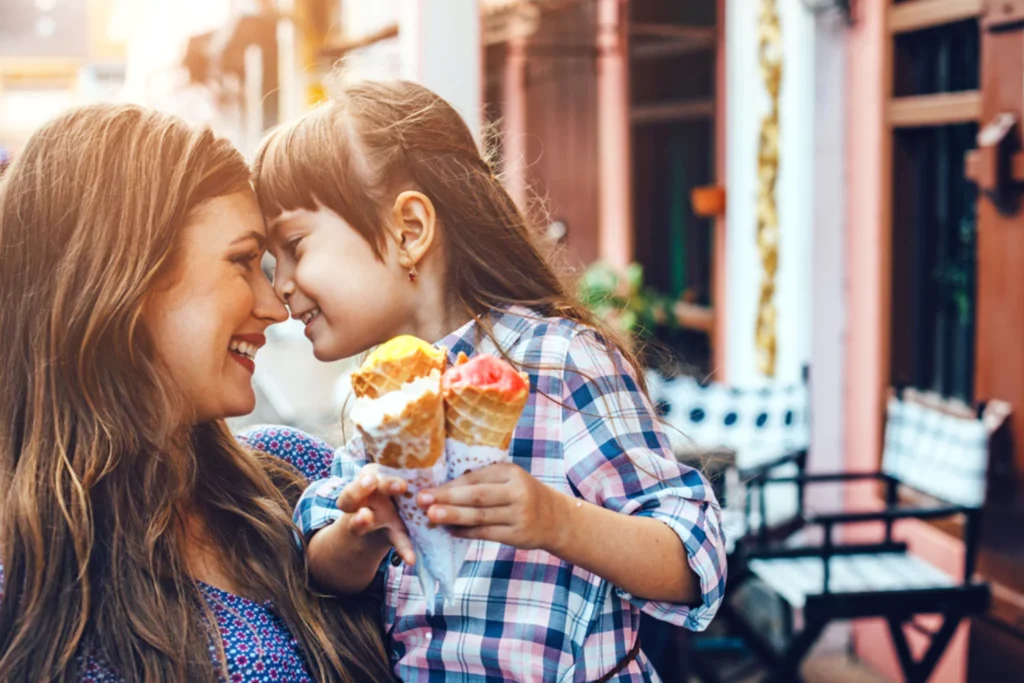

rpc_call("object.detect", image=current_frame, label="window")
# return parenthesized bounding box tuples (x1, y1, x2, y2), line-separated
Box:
(630, 0, 718, 373)
(888, 8, 980, 402)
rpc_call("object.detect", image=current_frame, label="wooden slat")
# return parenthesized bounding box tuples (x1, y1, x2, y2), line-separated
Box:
(630, 99, 714, 125)
(888, 0, 982, 35)
(632, 37, 716, 61)
(888, 91, 981, 127)
(673, 302, 715, 334)
(321, 23, 398, 58)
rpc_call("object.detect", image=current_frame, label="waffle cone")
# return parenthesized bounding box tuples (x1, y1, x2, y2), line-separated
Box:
(443, 376, 529, 449)
(357, 389, 446, 469)
(351, 349, 446, 400)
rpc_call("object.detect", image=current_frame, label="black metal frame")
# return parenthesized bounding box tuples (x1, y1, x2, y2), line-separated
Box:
(729, 469, 991, 683)
(689, 448, 809, 683)
(688, 366, 814, 683)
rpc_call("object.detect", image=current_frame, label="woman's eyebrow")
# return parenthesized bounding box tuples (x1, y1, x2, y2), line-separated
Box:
(230, 230, 266, 248)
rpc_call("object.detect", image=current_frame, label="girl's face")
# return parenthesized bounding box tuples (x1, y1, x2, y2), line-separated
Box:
(267, 206, 418, 361)
(144, 192, 288, 423)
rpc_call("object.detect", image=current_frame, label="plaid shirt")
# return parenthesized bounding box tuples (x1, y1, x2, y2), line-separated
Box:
(294, 307, 727, 682)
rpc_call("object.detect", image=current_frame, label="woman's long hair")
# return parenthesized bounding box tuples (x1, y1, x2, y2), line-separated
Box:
(0, 104, 392, 682)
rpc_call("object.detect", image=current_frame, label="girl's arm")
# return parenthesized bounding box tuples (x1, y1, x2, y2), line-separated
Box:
(302, 468, 416, 595)
(306, 505, 393, 594)
(421, 462, 701, 603)
(239, 426, 413, 595)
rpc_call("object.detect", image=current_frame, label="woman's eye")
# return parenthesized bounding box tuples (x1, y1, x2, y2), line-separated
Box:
(231, 251, 260, 270)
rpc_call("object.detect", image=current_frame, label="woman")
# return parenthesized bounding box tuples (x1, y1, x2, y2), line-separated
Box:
(0, 104, 393, 682)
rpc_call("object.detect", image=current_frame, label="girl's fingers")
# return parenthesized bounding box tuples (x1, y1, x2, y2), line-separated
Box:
(388, 527, 417, 565)
(442, 463, 514, 489)
(347, 507, 376, 535)
(428, 504, 509, 527)
(337, 474, 377, 512)
(417, 484, 511, 509)
(451, 525, 509, 544)
(378, 476, 408, 497)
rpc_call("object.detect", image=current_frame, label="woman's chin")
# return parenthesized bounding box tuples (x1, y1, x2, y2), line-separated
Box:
(221, 388, 257, 420)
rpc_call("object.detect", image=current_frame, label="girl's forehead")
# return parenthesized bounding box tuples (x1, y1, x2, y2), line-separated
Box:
(266, 209, 308, 237)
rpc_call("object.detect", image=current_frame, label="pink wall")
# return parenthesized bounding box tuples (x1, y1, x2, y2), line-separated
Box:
(845, 1, 969, 680)
(713, 0, 728, 380)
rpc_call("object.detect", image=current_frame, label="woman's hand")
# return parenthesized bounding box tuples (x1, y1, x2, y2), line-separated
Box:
(336, 464, 416, 564)
(416, 463, 570, 553)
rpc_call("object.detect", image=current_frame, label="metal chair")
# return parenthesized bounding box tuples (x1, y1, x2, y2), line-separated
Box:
(644, 369, 812, 682)
(732, 389, 1010, 683)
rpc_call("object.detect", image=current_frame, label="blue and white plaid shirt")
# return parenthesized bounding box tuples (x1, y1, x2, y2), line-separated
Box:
(290, 306, 727, 681)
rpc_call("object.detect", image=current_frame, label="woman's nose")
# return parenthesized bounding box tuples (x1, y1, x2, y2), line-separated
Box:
(255, 276, 289, 323)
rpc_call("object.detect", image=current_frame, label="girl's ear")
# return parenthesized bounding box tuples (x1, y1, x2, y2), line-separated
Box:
(388, 191, 437, 267)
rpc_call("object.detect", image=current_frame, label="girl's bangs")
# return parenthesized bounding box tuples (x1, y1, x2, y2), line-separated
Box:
(252, 115, 327, 219)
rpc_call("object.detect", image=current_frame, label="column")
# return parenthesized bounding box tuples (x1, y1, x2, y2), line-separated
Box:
(400, 0, 482, 142)
(596, 0, 633, 269)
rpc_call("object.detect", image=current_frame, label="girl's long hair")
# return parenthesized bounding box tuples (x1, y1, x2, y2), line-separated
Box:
(0, 104, 392, 682)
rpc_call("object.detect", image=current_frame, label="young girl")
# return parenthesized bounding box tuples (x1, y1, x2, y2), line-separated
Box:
(250, 78, 726, 681)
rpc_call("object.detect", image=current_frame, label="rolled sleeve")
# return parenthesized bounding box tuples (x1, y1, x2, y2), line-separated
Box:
(620, 492, 726, 631)
(293, 435, 369, 540)
(560, 330, 728, 631)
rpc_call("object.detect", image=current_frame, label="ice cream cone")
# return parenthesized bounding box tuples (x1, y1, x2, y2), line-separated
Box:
(350, 335, 446, 400)
(443, 352, 530, 450)
(442, 353, 531, 582)
(354, 373, 446, 470)
(350, 366, 457, 605)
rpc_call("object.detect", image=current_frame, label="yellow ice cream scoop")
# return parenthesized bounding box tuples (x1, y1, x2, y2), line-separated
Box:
(351, 335, 447, 399)
(365, 335, 443, 366)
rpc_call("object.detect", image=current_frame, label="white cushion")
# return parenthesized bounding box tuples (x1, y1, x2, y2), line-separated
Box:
(645, 371, 810, 468)
(881, 396, 989, 507)
(748, 553, 955, 609)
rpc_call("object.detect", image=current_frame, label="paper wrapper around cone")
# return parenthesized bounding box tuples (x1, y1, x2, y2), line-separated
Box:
(377, 458, 455, 610)
(350, 346, 446, 400)
(443, 354, 530, 583)
(354, 379, 459, 608)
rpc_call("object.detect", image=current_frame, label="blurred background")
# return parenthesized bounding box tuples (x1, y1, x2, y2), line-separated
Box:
(2, 1, 1023, 681)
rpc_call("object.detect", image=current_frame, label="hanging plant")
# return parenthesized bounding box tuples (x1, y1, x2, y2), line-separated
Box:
(578, 261, 704, 341)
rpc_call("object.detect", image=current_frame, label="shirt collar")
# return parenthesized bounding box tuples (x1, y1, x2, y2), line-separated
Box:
(435, 304, 537, 361)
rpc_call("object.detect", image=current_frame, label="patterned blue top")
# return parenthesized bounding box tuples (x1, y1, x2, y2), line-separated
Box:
(1, 429, 332, 682)
(290, 306, 728, 682)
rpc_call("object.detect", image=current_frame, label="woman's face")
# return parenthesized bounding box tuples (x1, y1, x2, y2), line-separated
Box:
(145, 191, 288, 424)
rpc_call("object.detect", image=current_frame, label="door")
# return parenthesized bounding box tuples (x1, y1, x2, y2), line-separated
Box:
(966, 0, 1024, 676)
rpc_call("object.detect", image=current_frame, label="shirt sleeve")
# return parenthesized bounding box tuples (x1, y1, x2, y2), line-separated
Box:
(559, 329, 728, 631)
(291, 434, 369, 541)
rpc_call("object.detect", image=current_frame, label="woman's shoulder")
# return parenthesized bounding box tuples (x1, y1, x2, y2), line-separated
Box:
(236, 425, 337, 483)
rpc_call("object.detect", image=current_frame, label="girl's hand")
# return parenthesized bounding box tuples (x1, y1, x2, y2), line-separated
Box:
(416, 463, 570, 552)
(336, 464, 416, 564)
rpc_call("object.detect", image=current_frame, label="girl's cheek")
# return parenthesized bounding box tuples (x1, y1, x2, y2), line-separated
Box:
(296, 259, 331, 302)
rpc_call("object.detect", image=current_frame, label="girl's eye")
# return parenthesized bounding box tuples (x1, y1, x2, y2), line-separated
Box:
(284, 235, 303, 257)
(231, 251, 260, 271)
